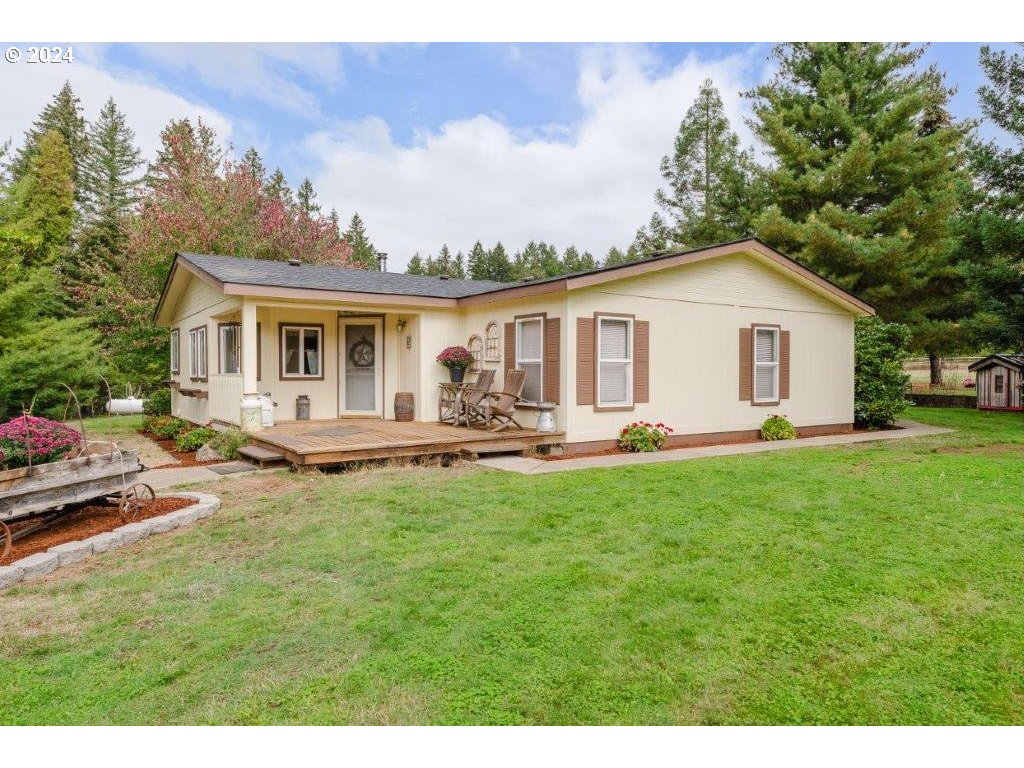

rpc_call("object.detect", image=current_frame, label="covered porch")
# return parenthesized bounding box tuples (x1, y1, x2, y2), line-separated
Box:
(244, 418, 565, 468)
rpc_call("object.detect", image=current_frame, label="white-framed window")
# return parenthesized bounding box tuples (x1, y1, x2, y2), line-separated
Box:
(515, 317, 543, 402)
(484, 321, 501, 361)
(219, 323, 241, 374)
(169, 329, 180, 374)
(281, 324, 322, 378)
(468, 334, 483, 373)
(188, 326, 207, 380)
(598, 316, 633, 407)
(754, 326, 780, 403)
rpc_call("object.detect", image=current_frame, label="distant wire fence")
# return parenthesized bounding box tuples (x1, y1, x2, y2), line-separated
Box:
(903, 356, 981, 372)
(903, 357, 981, 395)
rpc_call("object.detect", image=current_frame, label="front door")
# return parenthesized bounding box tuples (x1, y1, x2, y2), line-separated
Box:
(339, 318, 383, 417)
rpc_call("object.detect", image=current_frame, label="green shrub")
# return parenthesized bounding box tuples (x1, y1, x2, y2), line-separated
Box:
(618, 421, 673, 452)
(144, 388, 172, 417)
(145, 415, 190, 439)
(760, 414, 798, 441)
(175, 427, 218, 453)
(208, 428, 249, 460)
(855, 316, 911, 429)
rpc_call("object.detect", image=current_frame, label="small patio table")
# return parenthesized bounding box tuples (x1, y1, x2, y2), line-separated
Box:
(438, 382, 469, 424)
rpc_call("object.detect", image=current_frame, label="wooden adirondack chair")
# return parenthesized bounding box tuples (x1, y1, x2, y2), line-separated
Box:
(465, 368, 528, 432)
(457, 368, 495, 426)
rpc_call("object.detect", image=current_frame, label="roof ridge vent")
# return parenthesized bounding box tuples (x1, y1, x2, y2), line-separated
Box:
(288, 258, 301, 266)
(438, 274, 450, 280)
(521, 276, 534, 282)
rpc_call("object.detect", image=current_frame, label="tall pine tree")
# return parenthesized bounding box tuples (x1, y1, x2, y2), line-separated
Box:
(77, 97, 142, 269)
(656, 79, 756, 247)
(342, 212, 378, 269)
(12, 82, 89, 205)
(297, 178, 320, 216)
(749, 43, 965, 370)
(960, 44, 1024, 352)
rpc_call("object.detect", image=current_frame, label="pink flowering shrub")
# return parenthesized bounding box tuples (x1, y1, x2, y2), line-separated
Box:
(436, 346, 475, 370)
(0, 415, 82, 469)
(618, 421, 673, 452)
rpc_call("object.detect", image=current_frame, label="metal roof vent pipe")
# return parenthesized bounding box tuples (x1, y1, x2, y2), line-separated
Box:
(376, 251, 388, 272)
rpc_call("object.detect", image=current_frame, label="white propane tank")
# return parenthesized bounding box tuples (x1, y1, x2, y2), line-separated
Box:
(260, 394, 276, 427)
(106, 397, 146, 415)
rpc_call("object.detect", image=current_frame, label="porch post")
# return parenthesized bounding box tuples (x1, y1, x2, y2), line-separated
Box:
(240, 299, 261, 431)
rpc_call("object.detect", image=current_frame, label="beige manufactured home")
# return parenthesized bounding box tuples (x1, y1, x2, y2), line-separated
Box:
(153, 239, 873, 455)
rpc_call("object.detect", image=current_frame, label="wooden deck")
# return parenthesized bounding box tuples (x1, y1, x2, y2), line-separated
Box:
(248, 419, 565, 467)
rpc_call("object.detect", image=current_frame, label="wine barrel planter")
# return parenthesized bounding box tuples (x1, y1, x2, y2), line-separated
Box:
(394, 392, 415, 422)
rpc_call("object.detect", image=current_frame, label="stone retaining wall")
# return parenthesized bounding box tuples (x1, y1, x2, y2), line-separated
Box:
(908, 393, 978, 409)
(0, 492, 220, 592)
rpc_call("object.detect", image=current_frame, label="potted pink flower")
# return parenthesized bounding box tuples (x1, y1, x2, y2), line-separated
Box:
(436, 346, 475, 383)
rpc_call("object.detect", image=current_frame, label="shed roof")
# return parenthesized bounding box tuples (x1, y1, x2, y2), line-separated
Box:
(968, 354, 1024, 372)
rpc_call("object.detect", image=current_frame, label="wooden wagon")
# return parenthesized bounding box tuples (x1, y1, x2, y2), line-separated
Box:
(0, 448, 153, 560)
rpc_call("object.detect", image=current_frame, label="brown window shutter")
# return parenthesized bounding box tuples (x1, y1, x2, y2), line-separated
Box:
(504, 321, 515, 382)
(738, 327, 752, 401)
(634, 320, 649, 403)
(544, 317, 560, 404)
(576, 317, 595, 406)
(779, 330, 791, 400)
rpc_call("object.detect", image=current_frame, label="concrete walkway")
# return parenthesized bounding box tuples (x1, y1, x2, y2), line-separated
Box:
(476, 420, 951, 475)
(142, 463, 260, 489)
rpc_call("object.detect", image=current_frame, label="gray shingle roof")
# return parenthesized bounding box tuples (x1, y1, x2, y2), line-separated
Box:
(178, 252, 513, 299)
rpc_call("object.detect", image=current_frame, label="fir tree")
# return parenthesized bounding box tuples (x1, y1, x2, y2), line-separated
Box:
(485, 241, 515, 282)
(961, 44, 1024, 351)
(264, 168, 294, 208)
(656, 79, 755, 246)
(603, 246, 630, 267)
(562, 245, 598, 273)
(628, 213, 672, 260)
(77, 98, 142, 268)
(12, 82, 89, 203)
(297, 177, 320, 216)
(749, 43, 966, 365)
(241, 147, 266, 184)
(406, 252, 425, 275)
(343, 212, 378, 270)
(467, 240, 489, 280)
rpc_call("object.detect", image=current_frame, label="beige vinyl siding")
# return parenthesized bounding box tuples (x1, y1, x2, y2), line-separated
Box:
(565, 253, 856, 443)
(168, 274, 241, 424)
(460, 294, 568, 431)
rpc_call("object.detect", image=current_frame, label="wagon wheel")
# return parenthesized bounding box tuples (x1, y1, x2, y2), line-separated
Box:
(0, 520, 10, 561)
(119, 483, 156, 523)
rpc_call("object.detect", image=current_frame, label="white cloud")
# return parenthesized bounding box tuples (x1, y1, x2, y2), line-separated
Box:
(0, 55, 231, 161)
(131, 43, 343, 117)
(305, 45, 761, 270)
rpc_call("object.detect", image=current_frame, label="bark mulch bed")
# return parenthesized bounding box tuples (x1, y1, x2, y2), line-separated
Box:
(539, 425, 902, 461)
(1, 496, 195, 566)
(139, 431, 227, 468)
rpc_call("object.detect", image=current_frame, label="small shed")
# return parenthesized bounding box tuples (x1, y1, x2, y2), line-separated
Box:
(968, 354, 1024, 411)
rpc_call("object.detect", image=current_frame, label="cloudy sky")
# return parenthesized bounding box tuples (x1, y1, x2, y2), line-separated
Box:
(0, 42, 1011, 269)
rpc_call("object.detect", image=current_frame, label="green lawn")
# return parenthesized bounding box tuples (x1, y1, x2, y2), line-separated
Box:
(3, 407, 1024, 724)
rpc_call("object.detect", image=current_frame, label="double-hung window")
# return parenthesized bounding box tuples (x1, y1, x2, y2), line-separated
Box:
(169, 329, 180, 374)
(598, 316, 633, 408)
(219, 323, 241, 374)
(515, 317, 543, 402)
(281, 325, 322, 378)
(753, 326, 780, 403)
(188, 326, 207, 380)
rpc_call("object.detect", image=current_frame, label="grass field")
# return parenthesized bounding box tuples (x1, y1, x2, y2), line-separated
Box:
(3, 407, 1024, 725)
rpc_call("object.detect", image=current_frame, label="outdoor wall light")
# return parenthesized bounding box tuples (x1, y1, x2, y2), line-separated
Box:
(396, 318, 408, 333)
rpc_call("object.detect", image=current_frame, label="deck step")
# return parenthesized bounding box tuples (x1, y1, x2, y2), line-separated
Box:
(237, 445, 288, 468)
